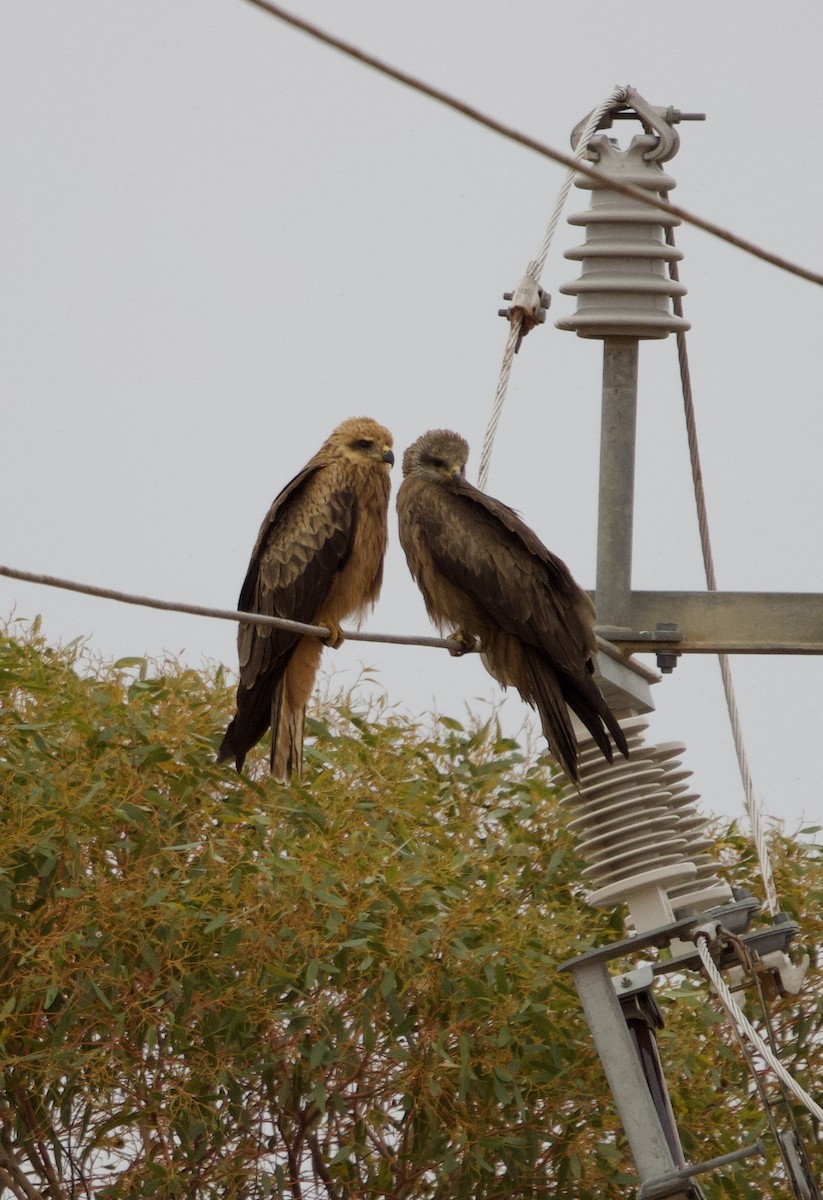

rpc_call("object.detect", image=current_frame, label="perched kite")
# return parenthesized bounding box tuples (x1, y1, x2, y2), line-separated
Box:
(396, 429, 628, 783)
(219, 416, 395, 781)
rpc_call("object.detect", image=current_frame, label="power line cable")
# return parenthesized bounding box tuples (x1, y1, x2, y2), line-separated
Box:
(0, 563, 635, 672)
(0, 564, 461, 653)
(240, 0, 823, 288)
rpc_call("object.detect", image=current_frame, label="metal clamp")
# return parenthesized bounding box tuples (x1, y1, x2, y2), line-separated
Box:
(498, 274, 550, 351)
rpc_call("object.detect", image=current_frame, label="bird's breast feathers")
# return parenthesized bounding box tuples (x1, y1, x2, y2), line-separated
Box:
(317, 461, 390, 625)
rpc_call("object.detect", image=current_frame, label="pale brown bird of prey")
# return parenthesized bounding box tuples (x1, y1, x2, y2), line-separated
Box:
(219, 417, 394, 780)
(397, 429, 628, 783)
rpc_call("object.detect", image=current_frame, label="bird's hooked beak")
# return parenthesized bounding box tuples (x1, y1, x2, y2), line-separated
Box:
(382, 446, 395, 466)
(449, 464, 463, 484)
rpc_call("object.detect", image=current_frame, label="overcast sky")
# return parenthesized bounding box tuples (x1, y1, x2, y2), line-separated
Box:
(3, 2, 823, 847)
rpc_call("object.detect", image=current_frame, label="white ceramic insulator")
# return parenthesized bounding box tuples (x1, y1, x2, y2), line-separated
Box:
(556, 133, 691, 341)
(561, 715, 732, 932)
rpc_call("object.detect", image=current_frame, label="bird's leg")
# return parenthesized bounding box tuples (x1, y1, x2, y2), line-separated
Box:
(446, 627, 477, 657)
(321, 620, 345, 649)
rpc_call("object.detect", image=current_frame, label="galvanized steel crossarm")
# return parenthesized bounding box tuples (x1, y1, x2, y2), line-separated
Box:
(595, 590, 823, 654)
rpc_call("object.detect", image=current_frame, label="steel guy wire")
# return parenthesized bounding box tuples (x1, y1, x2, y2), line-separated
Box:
(668, 230, 780, 916)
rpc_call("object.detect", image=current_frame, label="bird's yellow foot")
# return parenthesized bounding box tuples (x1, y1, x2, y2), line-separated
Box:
(447, 628, 477, 657)
(321, 620, 345, 649)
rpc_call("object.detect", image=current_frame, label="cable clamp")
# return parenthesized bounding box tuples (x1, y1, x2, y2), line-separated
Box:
(729, 949, 812, 998)
(690, 920, 723, 948)
(498, 273, 550, 351)
(756, 948, 811, 997)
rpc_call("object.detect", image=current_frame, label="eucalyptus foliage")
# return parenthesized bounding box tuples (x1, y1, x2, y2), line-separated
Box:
(0, 621, 820, 1198)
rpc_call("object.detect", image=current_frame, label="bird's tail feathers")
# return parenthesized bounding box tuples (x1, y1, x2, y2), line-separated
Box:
(217, 720, 244, 772)
(561, 672, 630, 766)
(271, 676, 305, 785)
(524, 658, 580, 783)
(218, 678, 277, 774)
(601, 700, 629, 761)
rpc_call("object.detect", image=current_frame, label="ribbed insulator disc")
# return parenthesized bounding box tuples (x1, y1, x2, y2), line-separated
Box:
(561, 713, 731, 917)
(581, 848, 689, 886)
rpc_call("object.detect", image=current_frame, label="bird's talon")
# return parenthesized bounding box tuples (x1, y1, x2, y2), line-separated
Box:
(322, 622, 345, 649)
(447, 629, 475, 657)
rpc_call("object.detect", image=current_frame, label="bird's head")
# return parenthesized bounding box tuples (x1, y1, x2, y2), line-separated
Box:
(402, 429, 468, 487)
(327, 417, 395, 468)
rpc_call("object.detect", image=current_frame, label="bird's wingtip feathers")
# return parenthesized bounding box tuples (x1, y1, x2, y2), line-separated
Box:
(524, 658, 581, 783)
(217, 723, 246, 773)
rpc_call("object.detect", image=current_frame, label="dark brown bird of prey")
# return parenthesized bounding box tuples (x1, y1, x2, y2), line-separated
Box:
(219, 417, 394, 781)
(396, 429, 628, 783)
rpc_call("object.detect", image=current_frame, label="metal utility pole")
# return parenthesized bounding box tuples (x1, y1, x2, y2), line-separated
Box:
(595, 338, 639, 631)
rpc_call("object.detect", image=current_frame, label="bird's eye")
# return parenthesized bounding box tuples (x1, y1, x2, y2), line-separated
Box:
(426, 456, 447, 470)
(353, 438, 374, 451)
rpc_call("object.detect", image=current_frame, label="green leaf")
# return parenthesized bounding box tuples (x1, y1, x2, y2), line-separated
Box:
(309, 1040, 328, 1069)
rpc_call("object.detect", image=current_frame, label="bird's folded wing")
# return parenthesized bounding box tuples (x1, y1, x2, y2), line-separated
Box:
(236, 463, 357, 686)
(423, 481, 595, 669)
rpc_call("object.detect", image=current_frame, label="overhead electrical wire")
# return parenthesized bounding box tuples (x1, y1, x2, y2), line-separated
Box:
(0, 564, 463, 653)
(0, 564, 643, 675)
(241, 0, 823, 288)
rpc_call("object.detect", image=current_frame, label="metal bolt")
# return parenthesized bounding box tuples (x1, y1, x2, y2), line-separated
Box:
(655, 623, 681, 674)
